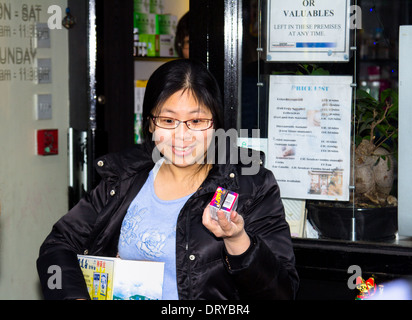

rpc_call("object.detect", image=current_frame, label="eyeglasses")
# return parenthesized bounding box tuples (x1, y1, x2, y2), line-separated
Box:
(151, 115, 214, 131)
(178, 39, 189, 49)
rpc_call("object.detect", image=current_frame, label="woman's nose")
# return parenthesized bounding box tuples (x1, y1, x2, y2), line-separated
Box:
(174, 121, 192, 141)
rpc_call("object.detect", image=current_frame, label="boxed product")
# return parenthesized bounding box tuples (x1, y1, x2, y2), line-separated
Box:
(134, 80, 147, 144)
(209, 186, 239, 221)
(159, 34, 176, 57)
(157, 14, 178, 35)
(77, 255, 164, 300)
(149, 0, 164, 14)
(134, 0, 150, 13)
(140, 33, 160, 57)
(134, 12, 157, 34)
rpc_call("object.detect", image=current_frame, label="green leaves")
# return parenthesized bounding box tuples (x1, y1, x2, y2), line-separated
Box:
(355, 88, 398, 159)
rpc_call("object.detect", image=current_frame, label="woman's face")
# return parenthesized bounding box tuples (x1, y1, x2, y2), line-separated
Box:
(182, 36, 189, 59)
(150, 89, 214, 168)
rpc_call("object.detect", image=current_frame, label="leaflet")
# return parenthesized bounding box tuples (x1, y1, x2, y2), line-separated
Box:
(78, 255, 164, 300)
(267, 75, 352, 201)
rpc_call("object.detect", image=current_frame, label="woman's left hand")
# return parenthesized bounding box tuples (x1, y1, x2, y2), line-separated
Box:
(202, 206, 250, 255)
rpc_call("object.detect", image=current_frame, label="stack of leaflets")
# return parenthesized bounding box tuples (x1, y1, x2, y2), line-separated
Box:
(77, 255, 164, 300)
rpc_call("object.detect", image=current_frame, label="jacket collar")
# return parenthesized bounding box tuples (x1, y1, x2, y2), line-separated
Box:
(95, 144, 155, 184)
(95, 143, 263, 192)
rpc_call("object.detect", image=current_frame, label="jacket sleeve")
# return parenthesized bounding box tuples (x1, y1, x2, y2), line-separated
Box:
(36, 180, 109, 300)
(224, 169, 299, 300)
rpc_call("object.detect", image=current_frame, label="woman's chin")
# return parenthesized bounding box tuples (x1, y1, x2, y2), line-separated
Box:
(163, 151, 205, 168)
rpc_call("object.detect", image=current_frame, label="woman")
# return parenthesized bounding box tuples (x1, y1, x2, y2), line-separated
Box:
(37, 59, 299, 300)
(175, 12, 189, 59)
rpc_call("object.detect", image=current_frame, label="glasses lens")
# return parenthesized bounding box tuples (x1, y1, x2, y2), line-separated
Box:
(155, 117, 178, 129)
(153, 117, 212, 131)
(187, 119, 212, 131)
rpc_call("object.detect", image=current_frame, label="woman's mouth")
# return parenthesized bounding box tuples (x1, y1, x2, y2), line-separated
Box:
(172, 145, 195, 157)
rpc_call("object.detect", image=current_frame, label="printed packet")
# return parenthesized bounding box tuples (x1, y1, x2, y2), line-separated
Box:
(209, 186, 239, 221)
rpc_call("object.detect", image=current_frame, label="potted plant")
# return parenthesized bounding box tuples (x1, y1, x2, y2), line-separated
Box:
(307, 88, 399, 241)
(352, 88, 398, 207)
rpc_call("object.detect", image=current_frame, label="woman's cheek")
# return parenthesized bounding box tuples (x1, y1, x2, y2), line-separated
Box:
(193, 129, 214, 162)
(153, 130, 170, 154)
(206, 129, 214, 147)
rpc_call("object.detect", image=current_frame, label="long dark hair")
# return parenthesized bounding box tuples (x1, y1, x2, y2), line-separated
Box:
(142, 59, 224, 154)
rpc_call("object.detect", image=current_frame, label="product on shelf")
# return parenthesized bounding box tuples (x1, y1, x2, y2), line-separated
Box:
(133, 1, 178, 57)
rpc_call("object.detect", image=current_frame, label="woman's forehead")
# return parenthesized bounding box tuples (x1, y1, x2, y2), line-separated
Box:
(156, 90, 212, 115)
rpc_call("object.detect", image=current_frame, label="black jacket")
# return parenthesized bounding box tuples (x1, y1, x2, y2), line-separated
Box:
(37, 145, 299, 300)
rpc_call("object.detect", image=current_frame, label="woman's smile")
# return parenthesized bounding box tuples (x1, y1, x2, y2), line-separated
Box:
(171, 144, 196, 157)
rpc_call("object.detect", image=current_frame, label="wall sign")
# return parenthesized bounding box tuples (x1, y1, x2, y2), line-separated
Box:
(267, 75, 353, 201)
(0, 2, 52, 83)
(266, 0, 351, 62)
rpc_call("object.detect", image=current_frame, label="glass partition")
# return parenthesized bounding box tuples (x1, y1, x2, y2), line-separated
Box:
(238, 0, 411, 246)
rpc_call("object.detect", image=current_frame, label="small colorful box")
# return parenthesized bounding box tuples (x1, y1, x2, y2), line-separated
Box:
(209, 186, 239, 221)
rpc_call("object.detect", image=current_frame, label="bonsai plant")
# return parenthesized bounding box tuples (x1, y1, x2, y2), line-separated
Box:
(352, 88, 398, 208)
(287, 64, 399, 207)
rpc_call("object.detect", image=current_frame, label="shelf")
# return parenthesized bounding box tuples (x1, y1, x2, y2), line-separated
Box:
(134, 56, 178, 62)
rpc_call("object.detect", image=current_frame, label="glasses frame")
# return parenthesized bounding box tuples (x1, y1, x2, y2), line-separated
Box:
(151, 115, 214, 131)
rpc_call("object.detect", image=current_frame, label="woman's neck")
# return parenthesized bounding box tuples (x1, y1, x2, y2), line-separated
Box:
(153, 162, 212, 201)
(159, 161, 211, 185)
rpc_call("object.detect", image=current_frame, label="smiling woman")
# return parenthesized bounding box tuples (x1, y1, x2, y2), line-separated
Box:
(37, 59, 299, 300)
(142, 59, 225, 200)
(142, 59, 224, 151)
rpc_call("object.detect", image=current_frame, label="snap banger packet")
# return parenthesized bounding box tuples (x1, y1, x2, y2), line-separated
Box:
(209, 186, 239, 221)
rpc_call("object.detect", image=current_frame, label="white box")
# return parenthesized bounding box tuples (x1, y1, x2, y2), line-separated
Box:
(159, 34, 176, 57)
(78, 255, 164, 300)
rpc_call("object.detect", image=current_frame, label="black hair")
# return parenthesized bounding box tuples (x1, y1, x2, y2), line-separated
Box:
(142, 59, 224, 154)
(175, 12, 189, 58)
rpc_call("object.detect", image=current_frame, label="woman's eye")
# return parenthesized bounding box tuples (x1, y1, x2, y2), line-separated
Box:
(159, 118, 174, 124)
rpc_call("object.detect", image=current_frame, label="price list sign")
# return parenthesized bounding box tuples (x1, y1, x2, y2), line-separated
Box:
(267, 75, 353, 201)
(0, 2, 51, 83)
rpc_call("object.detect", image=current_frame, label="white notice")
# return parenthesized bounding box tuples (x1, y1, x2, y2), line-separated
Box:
(267, 75, 352, 201)
(266, 0, 350, 62)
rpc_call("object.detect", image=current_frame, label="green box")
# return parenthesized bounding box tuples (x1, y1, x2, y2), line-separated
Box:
(134, 0, 150, 14)
(134, 13, 157, 34)
(156, 14, 177, 35)
(149, 0, 163, 14)
(140, 34, 159, 57)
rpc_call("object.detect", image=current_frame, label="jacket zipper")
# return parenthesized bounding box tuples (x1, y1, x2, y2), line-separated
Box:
(186, 208, 192, 300)
(182, 189, 214, 300)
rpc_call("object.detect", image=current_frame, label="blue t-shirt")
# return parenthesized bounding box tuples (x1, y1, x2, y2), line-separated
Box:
(118, 159, 192, 300)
